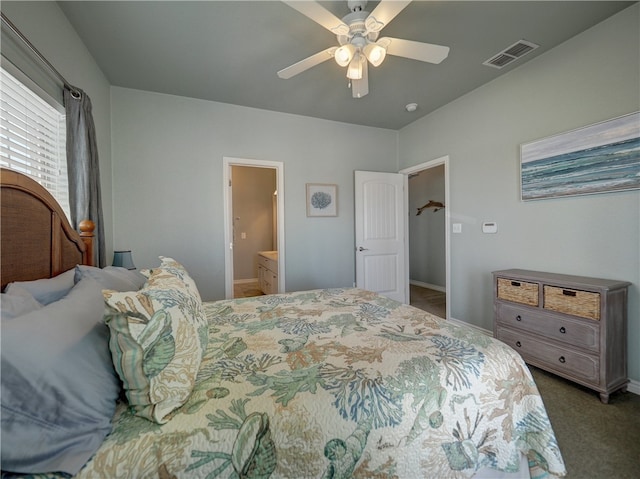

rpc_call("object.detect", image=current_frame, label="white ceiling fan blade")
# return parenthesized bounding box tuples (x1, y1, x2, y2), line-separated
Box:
(277, 47, 336, 79)
(352, 61, 369, 98)
(282, 1, 349, 36)
(381, 37, 450, 64)
(365, 0, 411, 33)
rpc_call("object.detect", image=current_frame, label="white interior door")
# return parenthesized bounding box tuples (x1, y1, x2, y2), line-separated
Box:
(355, 170, 408, 303)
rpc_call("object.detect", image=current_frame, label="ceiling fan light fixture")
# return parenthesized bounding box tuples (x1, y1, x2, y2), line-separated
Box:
(279, 1, 451, 98)
(364, 43, 386, 67)
(346, 52, 364, 80)
(334, 44, 356, 67)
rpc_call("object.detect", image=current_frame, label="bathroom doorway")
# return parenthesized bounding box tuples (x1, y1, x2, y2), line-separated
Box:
(223, 158, 285, 299)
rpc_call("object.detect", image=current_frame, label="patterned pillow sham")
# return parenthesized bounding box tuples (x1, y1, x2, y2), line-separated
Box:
(141, 257, 208, 357)
(103, 259, 208, 424)
(141, 257, 201, 297)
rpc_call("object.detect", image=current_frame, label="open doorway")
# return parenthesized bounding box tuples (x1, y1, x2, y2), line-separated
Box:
(400, 156, 450, 319)
(231, 166, 276, 298)
(223, 158, 285, 299)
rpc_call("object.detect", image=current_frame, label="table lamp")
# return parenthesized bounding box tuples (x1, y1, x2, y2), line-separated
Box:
(112, 250, 136, 270)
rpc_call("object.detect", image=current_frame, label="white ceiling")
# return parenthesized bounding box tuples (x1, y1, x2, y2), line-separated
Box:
(58, 1, 634, 130)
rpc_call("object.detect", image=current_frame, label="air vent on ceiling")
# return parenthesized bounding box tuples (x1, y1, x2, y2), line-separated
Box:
(483, 40, 539, 69)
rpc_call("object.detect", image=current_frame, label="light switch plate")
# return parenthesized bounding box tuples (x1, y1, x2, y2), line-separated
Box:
(453, 223, 462, 233)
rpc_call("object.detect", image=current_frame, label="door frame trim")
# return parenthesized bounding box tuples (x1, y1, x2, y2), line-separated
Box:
(399, 155, 451, 319)
(223, 157, 285, 299)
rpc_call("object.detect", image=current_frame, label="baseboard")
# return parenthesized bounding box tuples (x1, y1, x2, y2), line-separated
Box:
(627, 379, 640, 395)
(410, 279, 446, 293)
(233, 278, 258, 285)
(448, 317, 493, 336)
(448, 316, 640, 396)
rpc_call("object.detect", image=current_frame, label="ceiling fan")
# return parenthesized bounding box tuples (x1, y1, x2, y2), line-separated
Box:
(277, 0, 450, 98)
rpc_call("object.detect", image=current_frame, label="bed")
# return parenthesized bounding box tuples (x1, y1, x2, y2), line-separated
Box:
(0, 168, 566, 479)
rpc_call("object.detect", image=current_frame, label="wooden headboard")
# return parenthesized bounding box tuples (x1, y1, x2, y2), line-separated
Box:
(1, 168, 94, 290)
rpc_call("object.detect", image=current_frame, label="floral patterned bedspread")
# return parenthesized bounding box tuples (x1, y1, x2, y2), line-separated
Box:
(75, 288, 565, 478)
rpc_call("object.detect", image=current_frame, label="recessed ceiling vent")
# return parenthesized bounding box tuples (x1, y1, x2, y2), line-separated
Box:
(483, 40, 539, 69)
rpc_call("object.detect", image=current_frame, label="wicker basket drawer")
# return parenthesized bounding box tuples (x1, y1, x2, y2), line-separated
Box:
(497, 278, 539, 306)
(543, 286, 600, 320)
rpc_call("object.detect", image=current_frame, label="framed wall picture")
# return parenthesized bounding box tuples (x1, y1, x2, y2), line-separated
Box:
(520, 111, 640, 200)
(306, 183, 338, 217)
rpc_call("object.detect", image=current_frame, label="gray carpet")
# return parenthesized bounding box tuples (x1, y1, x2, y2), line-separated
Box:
(529, 366, 640, 478)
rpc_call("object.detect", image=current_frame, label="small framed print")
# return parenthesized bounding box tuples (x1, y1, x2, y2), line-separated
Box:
(306, 183, 338, 217)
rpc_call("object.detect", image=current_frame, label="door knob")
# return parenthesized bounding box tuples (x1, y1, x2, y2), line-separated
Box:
(357, 246, 369, 251)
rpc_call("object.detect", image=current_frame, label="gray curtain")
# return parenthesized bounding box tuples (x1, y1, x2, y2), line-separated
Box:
(64, 87, 105, 267)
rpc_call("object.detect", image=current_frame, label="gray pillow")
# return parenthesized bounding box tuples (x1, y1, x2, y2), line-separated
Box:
(0, 287, 42, 320)
(4, 268, 75, 305)
(0, 277, 120, 475)
(75, 265, 146, 291)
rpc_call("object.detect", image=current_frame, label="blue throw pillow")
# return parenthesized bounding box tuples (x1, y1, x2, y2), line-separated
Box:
(0, 277, 121, 475)
(74, 265, 146, 291)
(4, 268, 75, 305)
(0, 287, 42, 320)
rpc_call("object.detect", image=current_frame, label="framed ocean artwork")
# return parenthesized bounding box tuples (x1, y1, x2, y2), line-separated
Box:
(520, 111, 640, 200)
(306, 183, 338, 217)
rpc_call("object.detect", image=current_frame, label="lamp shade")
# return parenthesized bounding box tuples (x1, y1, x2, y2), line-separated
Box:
(364, 43, 386, 67)
(334, 44, 355, 67)
(346, 53, 364, 80)
(112, 250, 136, 270)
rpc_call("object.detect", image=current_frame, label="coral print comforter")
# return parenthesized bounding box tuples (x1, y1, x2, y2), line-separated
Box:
(71, 289, 565, 478)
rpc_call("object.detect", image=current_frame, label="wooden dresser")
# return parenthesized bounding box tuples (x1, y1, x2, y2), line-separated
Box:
(257, 251, 278, 295)
(493, 269, 630, 403)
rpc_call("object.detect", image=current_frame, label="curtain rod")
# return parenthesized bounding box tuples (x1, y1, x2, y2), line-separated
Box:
(1, 12, 81, 99)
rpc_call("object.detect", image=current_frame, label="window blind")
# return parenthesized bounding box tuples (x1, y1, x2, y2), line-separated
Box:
(0, 66, 69, 218)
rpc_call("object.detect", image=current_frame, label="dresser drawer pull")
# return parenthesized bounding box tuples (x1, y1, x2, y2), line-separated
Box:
(511, 281, 521, 287)
(559, 356, 566, 363)
(515, 341, 522, 348)
(559, 326, 566, 334)
(516, 315, 522, 321)
(562, 289, 577, 297)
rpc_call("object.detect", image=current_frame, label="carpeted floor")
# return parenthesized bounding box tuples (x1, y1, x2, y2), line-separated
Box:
(529, 366, 640, 478)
